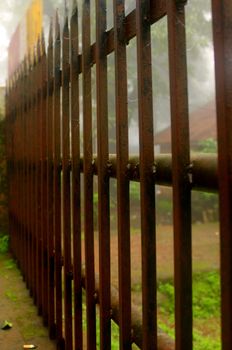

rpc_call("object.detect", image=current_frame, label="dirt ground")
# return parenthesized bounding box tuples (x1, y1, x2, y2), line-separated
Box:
(91, 222, 220, 284)
(85, 222, 220, 307)
(0, 253, 56, 350)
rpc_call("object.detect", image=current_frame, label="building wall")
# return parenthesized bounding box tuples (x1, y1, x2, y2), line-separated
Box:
(8, 0, 43, 77)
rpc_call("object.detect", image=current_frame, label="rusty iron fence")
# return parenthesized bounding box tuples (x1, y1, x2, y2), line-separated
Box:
(5, 0, 232, 349)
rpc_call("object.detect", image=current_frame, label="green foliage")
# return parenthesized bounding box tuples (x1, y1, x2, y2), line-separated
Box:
(158, 282, 175, 314)
(158, 271, 221, 350)
(192, 191, 218, 223)
(130, 182, 140, 202)
(3, 258, 16, 270)
(156, 197, 173, 225)
(193, 271, 220, 319)
(158, 271, 220, 318)
(197, 138, 217, 153)
(82, 295, 119, 349)
(5, 290, 18, 302)
(0, 235, 9, 254)
(193, 331, 220, 350)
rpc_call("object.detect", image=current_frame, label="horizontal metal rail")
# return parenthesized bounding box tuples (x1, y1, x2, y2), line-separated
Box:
(8, 153, 218, 192)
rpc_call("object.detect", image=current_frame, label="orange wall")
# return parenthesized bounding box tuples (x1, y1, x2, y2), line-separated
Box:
(26, 0, 43, 55)
(8, 0, 43, 77)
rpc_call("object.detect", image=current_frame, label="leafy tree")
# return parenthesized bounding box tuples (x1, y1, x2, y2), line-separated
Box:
(197, 138, 217, 153)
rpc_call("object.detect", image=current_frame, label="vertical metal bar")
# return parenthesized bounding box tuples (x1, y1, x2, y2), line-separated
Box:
(12, 77, 16, 253)
(16, 71, 20, 264)
(22, 64, 26, 278)
(20, 66, 25, 277)
(62, 7, 73, 349)
(11, 78, 16, 256)
(36, 45, 40, 308)
(27, 56, 32, 293)
(10, 77, 14, 256)
(47, 20, 56, 340)
(9, 79, 13, 254)
(136, 1, 157, 349)
(36, 38, 43, 315)
(31, 52, 37, 303)
(14, 74, 21, 264)
(70, 2, 83, 349)
(17, 70, 20, 262)
(95, 0, 111, 348)
(21, 64, 26, 280)
(35, 45, 39, 307)
(8, 81, 13, 251)
(14, 73, 18, 261)
(5, 82, 11, 252)
(31, 52, 37, 304)
(5, 82, 9, 250)
(113, 1, 131, 348)
(17, 71, 20, 262)
(54, 12, 64, 349)
(23, 62, 27, 284)
(167, 2, 192, 349)
(24, 59, 30, 290)
(41, 33, 49, 325)
(24, 59, 29, 290)
(211, 1, 232, 349)
(14, 75, 18, 259)
(16, 72, 21, 263)
(8, 79, 12, 253)
(82, 0, 96, 348)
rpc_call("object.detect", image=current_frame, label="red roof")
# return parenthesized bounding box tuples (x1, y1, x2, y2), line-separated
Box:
(155, 101, 217, 145)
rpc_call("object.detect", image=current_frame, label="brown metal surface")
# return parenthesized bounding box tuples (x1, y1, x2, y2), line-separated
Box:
(82, 1, 96, 349)
(70, 2, 83, 349)
(32, 50, 38, 305)
(211, 1, 232, 349)
(28, 56, 33, 295)
(20, 65, 26, 280)
(113, 1, 131, 349)
(136, 1, 157, 348)
(54, 12, 64, 349)
(24, 59, 30, 293)
(41, 33, 49, 326)
(167, 1, 192, 349)
(62, 8, 73, 349)
(46, 20, 56, 339)
(36, 39, 43, 314)
(95, 0, 111, 348)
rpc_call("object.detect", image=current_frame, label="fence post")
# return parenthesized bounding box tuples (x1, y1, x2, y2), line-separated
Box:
(167, 1, 192, 349)
(82, 1, 97, 348)
(70, 2, 83, 349)
(54, 12, 64, 349)
(211, 1, 232, 349)
(136, 1, 157, 348)
(113, 1, 131, 348)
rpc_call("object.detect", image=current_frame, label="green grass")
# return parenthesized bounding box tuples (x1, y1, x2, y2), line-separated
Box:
(81, 271, 221, 349)
(0, 234, 9, 254)
(82, 294, 120, 349)
(158, 271, 221, 350)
